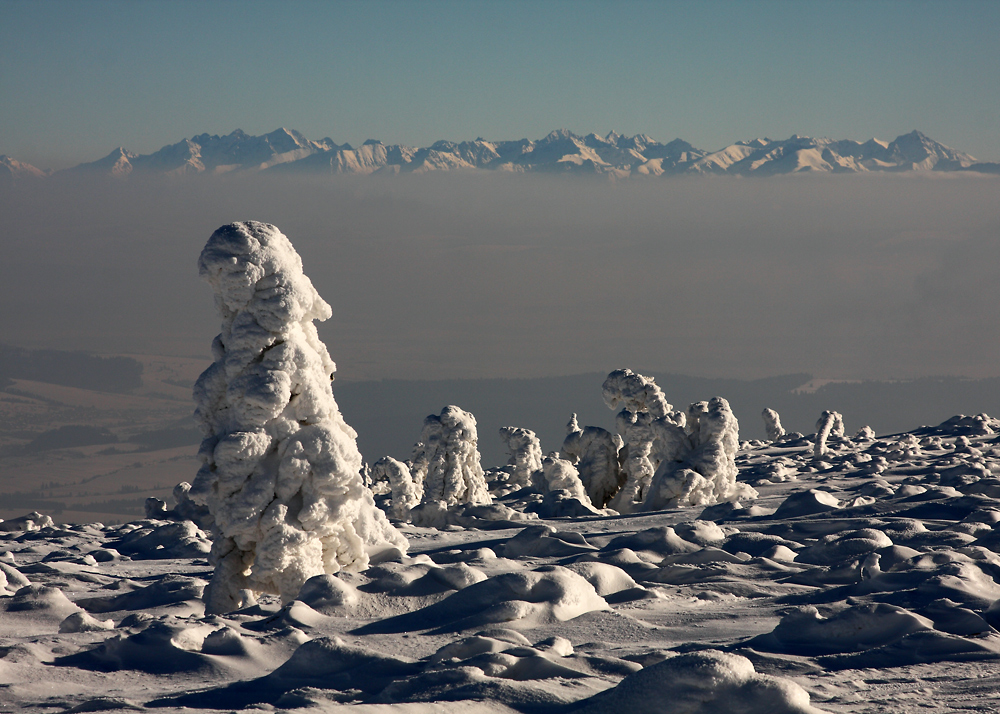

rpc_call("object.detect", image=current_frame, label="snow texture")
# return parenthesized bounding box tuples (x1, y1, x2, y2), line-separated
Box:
(188, 221, 406, 612)
(411, 405, 492, 507)
(12, 409, 1000, 712)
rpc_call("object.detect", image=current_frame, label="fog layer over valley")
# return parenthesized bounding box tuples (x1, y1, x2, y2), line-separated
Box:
(2, 172, 998, 381)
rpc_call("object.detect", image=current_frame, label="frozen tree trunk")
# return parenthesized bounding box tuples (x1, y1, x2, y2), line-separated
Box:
(499, 426, 543, 488)
(762, 408, 785, 441)
(372, 456, 422, 520)
(189, 221, 407, 613)
(814, 410, 845, 458)
(411, 405, 492, 507)
(643, 397, 757, 510)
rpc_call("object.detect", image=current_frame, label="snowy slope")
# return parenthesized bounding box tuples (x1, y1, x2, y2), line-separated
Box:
(0, 155, 49, 183)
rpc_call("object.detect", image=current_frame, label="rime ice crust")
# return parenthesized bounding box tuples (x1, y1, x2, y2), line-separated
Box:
(189, 221, 406, 613)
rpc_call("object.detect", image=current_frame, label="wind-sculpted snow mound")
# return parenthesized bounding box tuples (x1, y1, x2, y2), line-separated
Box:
(1, 584, 81, 624)
(76, 575, 207, 613)
(355, 564, 609, 633)
(189, 221, 406, 613)
(572, 650, 829, 714)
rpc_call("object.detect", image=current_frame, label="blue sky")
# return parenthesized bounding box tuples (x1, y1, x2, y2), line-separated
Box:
(2, 0, 998, 169)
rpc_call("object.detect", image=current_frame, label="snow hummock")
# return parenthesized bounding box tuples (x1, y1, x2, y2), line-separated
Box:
(189, 221, 406, 612)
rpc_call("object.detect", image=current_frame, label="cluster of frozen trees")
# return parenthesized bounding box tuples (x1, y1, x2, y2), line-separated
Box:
(183, 221, 855, 614)
(558, 369, 756, 514)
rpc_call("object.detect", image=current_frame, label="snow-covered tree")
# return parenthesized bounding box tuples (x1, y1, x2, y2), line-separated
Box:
(372, 456, 422, 520)
(762, 408, 785, 441)
(527, 453, 586, 500)
(643, 397, 757, 510)
(602, 369, 684, 513)
(562, 414, 624, 509)
(602, 368, 671, 419)
(814, 410, 845, 458)
(411, 405, 492, 507)
(499, 426, 543, 488)
(189, 221, 407, 613)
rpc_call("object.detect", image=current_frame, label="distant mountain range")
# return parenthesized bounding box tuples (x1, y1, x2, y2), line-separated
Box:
(4, 128, 999, 182)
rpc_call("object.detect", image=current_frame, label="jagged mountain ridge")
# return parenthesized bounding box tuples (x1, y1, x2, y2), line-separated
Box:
(0, 154, 51, 183)
(5, 128, 997, 180)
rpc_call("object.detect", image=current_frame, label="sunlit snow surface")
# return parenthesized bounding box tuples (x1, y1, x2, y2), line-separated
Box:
(6, 414, 1000, 712)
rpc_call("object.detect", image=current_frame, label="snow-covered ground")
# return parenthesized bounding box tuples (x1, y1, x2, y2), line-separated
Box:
(5, 409, 1000, 712)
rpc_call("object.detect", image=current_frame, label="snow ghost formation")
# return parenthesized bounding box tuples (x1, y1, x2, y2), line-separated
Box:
(372, 456, 422, 521)
(814, 410, 845, 458)
(499, 426, 543, 488)
(644, 396, 757, 510)
(411, 405, 492, 507)
(190, 221, 407, 614)
(602, 369, 683, 513)
(562, 414, 624, 509)
(533, 455, 592, 504)
(762, 408, 786, 441)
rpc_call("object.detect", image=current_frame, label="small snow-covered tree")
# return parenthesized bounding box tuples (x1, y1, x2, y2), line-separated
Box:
(762, 408, 785, 441)
(814, 410, 845, 458)
(411, 405, 492, 507)
(189, 221, 407, 613)
(531, 454, 591, 503)
(499, 426, 543, 488)
(372, 456, 422, 520)
(643, 397, 757, 510)
(562, 414, 624, 509)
